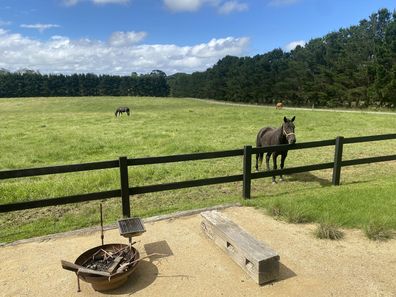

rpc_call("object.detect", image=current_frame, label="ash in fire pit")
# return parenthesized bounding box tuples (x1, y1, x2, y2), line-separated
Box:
(62, 243, 140, 292)
(82, 244, 135, 273)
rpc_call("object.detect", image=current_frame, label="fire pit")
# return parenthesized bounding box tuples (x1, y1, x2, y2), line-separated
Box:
(64, 243, 140, 291)
(61, 205, 146, 292)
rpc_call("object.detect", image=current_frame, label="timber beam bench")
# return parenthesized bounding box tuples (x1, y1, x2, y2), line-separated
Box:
(200, 210, 280, 285)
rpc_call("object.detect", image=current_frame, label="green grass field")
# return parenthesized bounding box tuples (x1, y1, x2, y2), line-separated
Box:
(0, 97, 395, 243)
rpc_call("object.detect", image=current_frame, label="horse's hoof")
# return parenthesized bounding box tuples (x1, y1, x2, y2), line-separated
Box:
(279, 178, 284, 182)
(272, 181, 277, 185)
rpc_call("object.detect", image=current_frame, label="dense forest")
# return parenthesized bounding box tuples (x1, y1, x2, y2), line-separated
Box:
(168, 9, 396, 108)
(0, 70, 169, 98)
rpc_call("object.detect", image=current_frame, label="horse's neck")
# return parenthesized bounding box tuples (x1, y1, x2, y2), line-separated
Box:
(277, 126, 287, 144)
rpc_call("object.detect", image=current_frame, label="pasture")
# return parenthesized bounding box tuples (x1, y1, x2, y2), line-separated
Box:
(0, 96, 395, 243)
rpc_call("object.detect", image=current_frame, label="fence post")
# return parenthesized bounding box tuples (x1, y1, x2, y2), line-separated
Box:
(332, 136, 344, 186)
(119, 156, 131, 217)
(243, 145, 252, 199)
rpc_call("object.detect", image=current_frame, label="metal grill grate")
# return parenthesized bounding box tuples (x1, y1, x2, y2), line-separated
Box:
(117, 217, 146, 238)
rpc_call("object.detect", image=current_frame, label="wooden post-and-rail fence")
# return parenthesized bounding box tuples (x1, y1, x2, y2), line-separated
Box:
(0, 134, 395, 216)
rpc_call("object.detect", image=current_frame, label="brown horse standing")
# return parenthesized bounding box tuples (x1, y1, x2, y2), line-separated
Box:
(276, 102, 284, 109)
(255, 116, 296, 183)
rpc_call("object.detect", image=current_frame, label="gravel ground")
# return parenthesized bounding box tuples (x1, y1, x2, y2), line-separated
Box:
(1, 206, 395, 297)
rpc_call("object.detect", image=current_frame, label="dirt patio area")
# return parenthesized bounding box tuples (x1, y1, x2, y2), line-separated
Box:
(1, 206, 395, 297)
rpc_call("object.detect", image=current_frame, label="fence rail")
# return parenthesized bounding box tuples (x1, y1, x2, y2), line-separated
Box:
(0, 160, 119, 180)
(127, 149, 243, 166)
(0, 133, 395, 215)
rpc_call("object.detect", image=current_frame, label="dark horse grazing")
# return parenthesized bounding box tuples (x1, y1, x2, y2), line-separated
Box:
(255, 116, 296, 183)
(115, 106, 130, 117)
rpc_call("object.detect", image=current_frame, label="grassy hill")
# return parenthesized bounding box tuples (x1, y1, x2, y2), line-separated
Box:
(0, 97, 395, 242)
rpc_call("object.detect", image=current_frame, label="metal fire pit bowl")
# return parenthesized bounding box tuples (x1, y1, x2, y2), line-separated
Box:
(74, 243, 140, 291)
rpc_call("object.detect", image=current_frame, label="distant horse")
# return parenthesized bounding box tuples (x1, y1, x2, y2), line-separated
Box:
(276, 102, 284, 109)
(115, 106, 130, 117)
(255, 116, 296, 183)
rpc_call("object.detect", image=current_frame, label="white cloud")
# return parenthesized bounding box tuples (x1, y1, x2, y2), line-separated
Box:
(163, 0, 248, 13)
(0, 19, 12, 26)
(0, 29, 249, 75)
(92, 0, 129, 4)
(20, 23, 60, 33)
(268, 0, 300, 7)
(63, 0, 129, 6)
(164, 0, 207, 12)
(218, 1, 248, 14)
(284, 40, 305, 51)
(109, 31, 147, 46)
(63, 0, 80, 6)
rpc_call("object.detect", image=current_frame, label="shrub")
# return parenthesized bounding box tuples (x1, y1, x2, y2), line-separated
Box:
(268, 202, 283, 218)
(364, 222, 393, 241)
(314, 223, 344, 240)
(284, 206, 310, 224)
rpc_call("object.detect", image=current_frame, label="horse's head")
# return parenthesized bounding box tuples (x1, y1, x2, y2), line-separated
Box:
(282, 116, 296, 144)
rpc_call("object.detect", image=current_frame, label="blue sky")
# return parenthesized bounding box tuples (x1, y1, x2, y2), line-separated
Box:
(0, 0, 395, 75)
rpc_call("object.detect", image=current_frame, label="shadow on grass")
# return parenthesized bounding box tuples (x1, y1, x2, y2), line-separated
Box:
(288, 172, 332, 187)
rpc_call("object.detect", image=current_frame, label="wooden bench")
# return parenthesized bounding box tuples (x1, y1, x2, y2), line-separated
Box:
(201, 210, 280, 285)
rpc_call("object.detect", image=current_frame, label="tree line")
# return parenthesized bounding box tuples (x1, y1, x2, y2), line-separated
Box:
(0, 70, 169, 98)
(168, 9, 396, 108)
(1, 9, 395, 108)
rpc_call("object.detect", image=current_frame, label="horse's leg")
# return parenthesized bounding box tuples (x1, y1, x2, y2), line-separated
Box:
(255, 152, 259, 171)
(265, 152, 274, 183)
(279, 152, 288, 181)
(272, 153, 279, 183)
(256, 151, 263, 171)
(265, 152, 271, 170)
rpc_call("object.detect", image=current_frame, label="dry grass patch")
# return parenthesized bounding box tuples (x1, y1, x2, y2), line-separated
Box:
(364, 222, 394, 241)
(314, 223, 344, 240)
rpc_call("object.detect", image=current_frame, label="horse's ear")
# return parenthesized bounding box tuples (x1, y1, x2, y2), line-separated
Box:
(283, 116, 287, 123)
(291, 116, 295, 122)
